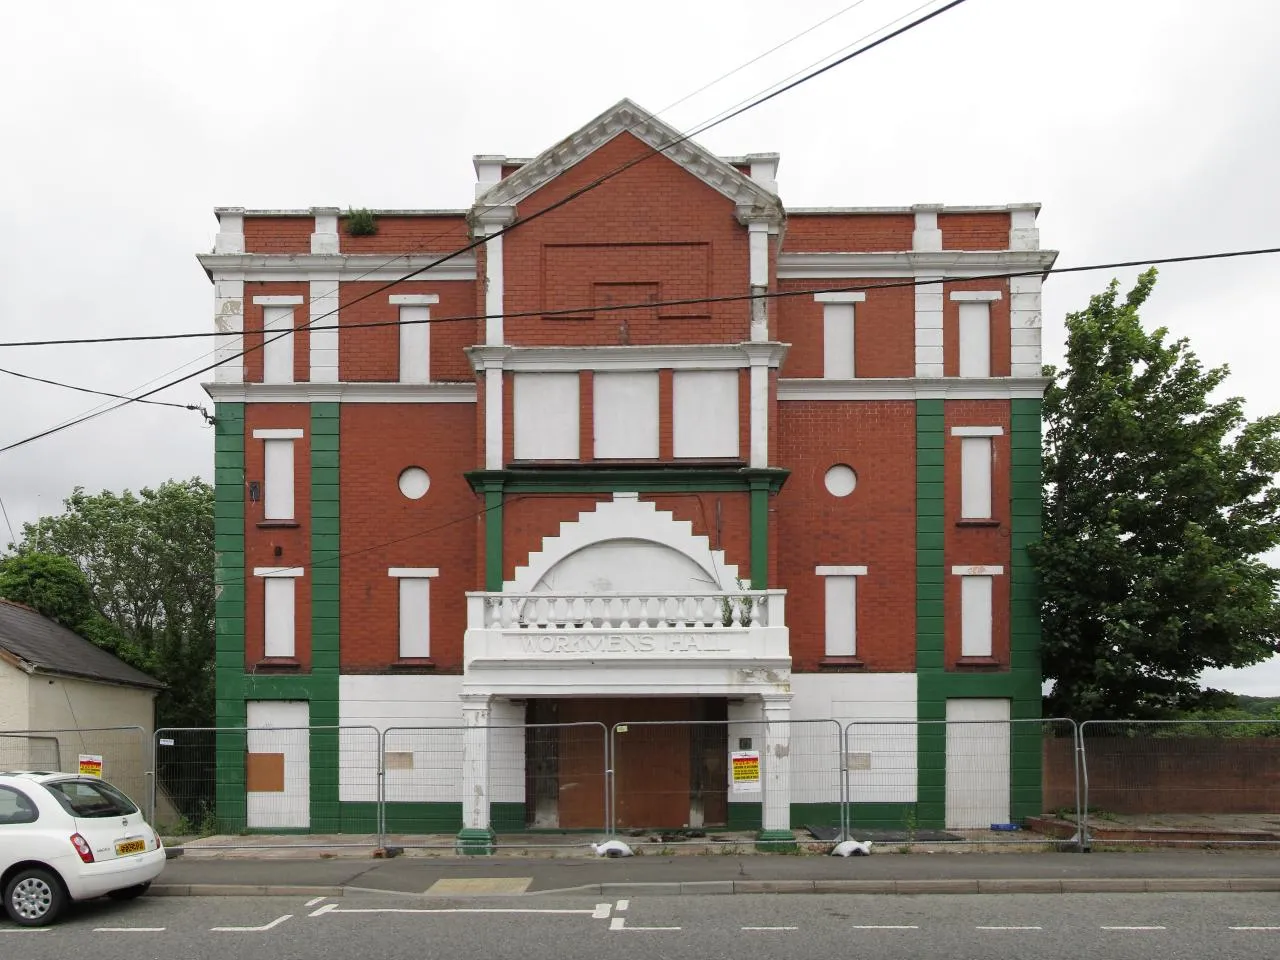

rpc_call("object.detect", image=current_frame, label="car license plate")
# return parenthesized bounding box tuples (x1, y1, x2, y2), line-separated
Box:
(115, 839, 146, 856)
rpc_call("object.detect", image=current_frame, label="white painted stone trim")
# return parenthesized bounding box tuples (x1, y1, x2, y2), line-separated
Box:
(912, 204, 943, 252)
(213, 277, 245, 384)
(949, 291, 1003, 302)
(915, 274, 944, 377)
(814, 292, 866, 303)
(485, 368, 503, 470)
(474, 98, 782, 220)
(1009, 274, 1043, 377)
(950, 426, 1004, 437)
(309, 275, 339, 384)
(199, 253, 476, 282)
(775, 249, 1058, 280)
(254, 566, 306, 578)
(389, 294, 441, 306)
(467, 342, 789, 373)
(507, 492, 741, 593)
(214, 208, 245, 255)
(253, 295, 305, 306)
(251, 428, 305, 439)
(311, 208, 340, 255)
(776, 377, 1050, 401)
(388, 568, 440, 578)
(204, 382, 477, 403)
(951, 565, 1004, 576)
(814, 566, 868, 576)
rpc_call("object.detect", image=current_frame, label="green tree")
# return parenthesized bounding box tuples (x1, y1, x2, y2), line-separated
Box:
(11, 479, 215, 728)
(1032, 269, 1280, 720)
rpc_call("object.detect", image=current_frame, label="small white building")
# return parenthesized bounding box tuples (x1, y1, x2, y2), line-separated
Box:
(0, 598, 162, 805)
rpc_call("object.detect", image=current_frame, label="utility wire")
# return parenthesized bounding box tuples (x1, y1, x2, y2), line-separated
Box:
(0, 493, 16, 549)
(5, 244, 1280, 349)
(0, 0, 971, 455)
(0, 365, 208, 414)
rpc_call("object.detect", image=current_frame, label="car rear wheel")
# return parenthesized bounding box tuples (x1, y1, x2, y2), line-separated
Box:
(106, 882, 151, 901)
(4, 868, 65, 926)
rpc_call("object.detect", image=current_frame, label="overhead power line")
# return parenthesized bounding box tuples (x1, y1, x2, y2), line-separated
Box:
(0, 365, 209, 417)
(4, 244, 1279, 350)
(0, 0, 970, 457)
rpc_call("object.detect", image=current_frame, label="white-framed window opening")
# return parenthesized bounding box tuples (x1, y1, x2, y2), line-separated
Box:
(514, 373, 580, 459)
(816, 565, 867, 657)
(253, 429, 303, 521)
(952, 426, 1002, 520)
(957, 302, 991, 378)
(673, 369, 739, 458)
(389, 568, 439, 658)
(255, 566, 304, 659)
(953, 566, 1002, 658)
(816, 292, 864, 379)
(391, 294, 438, 384)
(257, 300, 301, 384)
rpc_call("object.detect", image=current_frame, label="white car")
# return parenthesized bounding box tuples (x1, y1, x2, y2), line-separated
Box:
(0, 771, 166, 926)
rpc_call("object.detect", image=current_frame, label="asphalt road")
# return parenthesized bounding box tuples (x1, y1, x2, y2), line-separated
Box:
(5, 892, 1280, 960)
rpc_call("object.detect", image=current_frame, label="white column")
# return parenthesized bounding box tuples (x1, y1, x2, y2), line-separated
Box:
(310, 273, 339, 383)
(213, 277, 244, 383)
(486, 365, 503, 470)
(748, 220, 770, 342)
(1009, 274, 1043, 377)
(914, 275, 944, 377)
(1009, 203, 1040, 252)
(912, 203, 943, 252)
(484, 226, 504, 346)
(460, 694, 492, 834)
(310, 206, 340, 255)
(742, 343, 777, 469)
(760, 693, 793, 837)
(214, 207, 245, 255)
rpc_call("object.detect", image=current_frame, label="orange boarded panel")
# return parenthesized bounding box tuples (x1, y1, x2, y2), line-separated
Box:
(246, 753, 285, 792)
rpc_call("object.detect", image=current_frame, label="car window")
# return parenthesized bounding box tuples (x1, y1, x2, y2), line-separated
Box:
(42, 779, 138, 818)
(0, 785, 39, 824)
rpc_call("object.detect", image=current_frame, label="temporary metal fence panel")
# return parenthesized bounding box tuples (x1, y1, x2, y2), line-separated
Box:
(0, 732, 62, 771)
(154, 725, 381, 847)
(381, 723, 609, 845)
(843, 718, 1079, 846)
(0, 726, 151, 820)
(1079, 718, 1280, 846)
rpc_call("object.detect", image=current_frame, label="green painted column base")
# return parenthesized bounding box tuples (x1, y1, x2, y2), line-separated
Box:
(456, 827, 496, 856)
(755, 829, 797, 852)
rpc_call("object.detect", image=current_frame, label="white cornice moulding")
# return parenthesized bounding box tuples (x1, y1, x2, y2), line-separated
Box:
(951, 565, 1004, 576)
(251, 428, 305, 439)
(204, 382, 477, 404)
(814, 292, 867, 303)
(389, 294, 441, 306)
(199, 253, 476, 282)
(950, 426, 1004, 437)
(467, 342, 790, 374)
(949, 291, 1003, 302)
(777, 377, 1049, 401)
(388, 568, 440, 578)
(775, 249, 1058, 280)
(254, 567, 305, 578)
(252, 295, 304, 306)
(815, 566, 868, 576)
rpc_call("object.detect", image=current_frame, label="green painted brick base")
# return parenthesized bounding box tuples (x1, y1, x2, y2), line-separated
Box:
(456, 827, 496, 855)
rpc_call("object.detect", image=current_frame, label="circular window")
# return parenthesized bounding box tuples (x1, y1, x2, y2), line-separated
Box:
(824, 464, 857, 498)
(397, 467, 431, 500)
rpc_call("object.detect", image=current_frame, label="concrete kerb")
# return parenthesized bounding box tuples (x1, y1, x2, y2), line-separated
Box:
(146, 877, 1280, 898)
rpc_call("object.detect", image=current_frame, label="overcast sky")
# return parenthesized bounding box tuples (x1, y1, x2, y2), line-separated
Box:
(2, 0, 1278, 695)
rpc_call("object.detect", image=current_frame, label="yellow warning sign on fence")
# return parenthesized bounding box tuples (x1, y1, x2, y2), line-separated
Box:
(730, 750, 761, 792)
(78, 754, 103, 778)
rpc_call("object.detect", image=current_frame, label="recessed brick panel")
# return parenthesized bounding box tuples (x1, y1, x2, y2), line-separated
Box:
(783, 214, 914, 252)
(939, 213, 1010, 251)
(777, 279, 915, 379)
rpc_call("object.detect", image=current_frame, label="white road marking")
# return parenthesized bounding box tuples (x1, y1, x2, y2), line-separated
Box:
(212, 914, 292, 932)
(852, 925, 919, 930)
(1231, 927, 1280, 931)
(742, 926, 798, 931)
(1102, 926, 1166, 931)
(610, 917, 680, 932)
(93, 927, 166, 932)
(304, 896, 327, 907)
(615, 899, 630, 912)
(310, 902, 339, 917)
(0, 928, 50, 933)
(592, 903, 611, 919)
(977, 926, 1043, 931)
(325, 907, 597, 915)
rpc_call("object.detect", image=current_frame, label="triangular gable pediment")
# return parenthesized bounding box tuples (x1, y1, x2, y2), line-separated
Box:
(473, 99, 782, 220)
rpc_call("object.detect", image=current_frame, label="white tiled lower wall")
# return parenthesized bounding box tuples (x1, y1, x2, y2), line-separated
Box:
(337, 676, 524, 804)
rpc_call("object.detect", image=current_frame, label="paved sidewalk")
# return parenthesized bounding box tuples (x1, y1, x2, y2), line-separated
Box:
(151, 849, 1280, 897)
